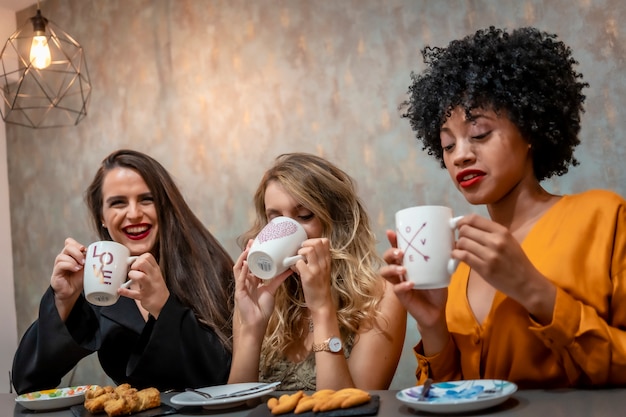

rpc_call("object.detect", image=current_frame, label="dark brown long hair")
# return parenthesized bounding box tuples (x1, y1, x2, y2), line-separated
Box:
(85, 149, 234, 350)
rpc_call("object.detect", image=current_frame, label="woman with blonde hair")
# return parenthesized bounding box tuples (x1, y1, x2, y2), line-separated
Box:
(228, 152, 406, 390)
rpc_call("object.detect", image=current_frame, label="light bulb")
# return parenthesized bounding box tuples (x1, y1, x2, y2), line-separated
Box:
(30, 32, 51, 69)
(29, 9, 51, 69)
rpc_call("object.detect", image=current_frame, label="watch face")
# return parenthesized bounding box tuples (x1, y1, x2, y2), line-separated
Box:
(328, 337, 342, 353)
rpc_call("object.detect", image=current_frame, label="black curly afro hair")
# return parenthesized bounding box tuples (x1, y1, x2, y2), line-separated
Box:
(401, 26, 588, 182)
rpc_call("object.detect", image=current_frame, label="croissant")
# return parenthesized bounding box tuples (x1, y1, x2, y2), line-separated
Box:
(84, 384, 161, 417)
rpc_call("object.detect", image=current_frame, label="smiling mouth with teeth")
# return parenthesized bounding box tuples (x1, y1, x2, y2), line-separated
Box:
(124, 225, 151, 239)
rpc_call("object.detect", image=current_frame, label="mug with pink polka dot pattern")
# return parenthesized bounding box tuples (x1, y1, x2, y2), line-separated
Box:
(247, 216, 307, 279)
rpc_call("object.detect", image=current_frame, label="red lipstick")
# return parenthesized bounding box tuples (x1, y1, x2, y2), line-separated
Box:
(456, 169, 485, 188)
(123, 224, 152, 241)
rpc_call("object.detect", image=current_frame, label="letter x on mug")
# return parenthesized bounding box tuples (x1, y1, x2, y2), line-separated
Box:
(395, 206, 463, 289)
(247, 216, 307, 280)
(84, 241, 138, 306)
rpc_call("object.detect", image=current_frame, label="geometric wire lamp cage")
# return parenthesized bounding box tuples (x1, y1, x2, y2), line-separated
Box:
(0, 6, 91, 128)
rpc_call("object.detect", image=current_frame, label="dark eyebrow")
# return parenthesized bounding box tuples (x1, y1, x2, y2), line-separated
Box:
(105, 192, 152, 205)
(467, 110, 497, 122)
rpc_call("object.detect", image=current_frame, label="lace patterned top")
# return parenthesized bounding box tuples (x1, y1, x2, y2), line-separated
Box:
(259, 335, 355, 390)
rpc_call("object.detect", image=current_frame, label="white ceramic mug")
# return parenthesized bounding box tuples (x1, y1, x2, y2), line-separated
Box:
(83, 241, 138, 306)
(395, 206, 463, 289)
(246, 216, 307, 280)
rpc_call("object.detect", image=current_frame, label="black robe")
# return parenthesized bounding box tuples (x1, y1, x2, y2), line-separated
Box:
(12, 287, 231, 394)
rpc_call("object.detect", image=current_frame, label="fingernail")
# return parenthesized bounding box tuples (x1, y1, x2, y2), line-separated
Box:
(393, 250, 401, 257)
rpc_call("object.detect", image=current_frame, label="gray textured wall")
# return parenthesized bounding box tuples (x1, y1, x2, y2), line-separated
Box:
(7, 0, 626, 389)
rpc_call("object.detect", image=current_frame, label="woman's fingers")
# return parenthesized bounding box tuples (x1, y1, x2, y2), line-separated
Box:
(123, 254, 166, 294)
(379, 264, 406, 285)
(296, 238, 331, 279)
(233, 248, 250, 282)
(383, 247, 404, 265)
(61, 238, 86, 265)
(53, 253, 82, 274)
(386, 229, 398, 249)
(263, 272, 290, 294)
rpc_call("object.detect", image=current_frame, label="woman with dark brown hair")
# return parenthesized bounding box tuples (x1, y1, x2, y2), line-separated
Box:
(12, 149, 234, 394)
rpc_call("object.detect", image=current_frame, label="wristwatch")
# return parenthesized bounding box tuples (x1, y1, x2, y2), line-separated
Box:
(312, 336, 343, 353)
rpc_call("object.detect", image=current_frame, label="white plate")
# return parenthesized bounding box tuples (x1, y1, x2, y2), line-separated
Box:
(170, 382, 280, 410)
(15, 385, 95, 411)
(396, 379, 518, 414)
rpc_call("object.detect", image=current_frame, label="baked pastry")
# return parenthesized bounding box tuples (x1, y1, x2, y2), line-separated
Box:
(267, 388, 371, 415)
(84, 383, 160, 416)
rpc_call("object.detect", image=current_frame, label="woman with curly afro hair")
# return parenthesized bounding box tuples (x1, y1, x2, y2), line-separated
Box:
(381, 26, 626, 389)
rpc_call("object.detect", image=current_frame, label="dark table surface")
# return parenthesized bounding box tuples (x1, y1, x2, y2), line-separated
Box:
(7, 388, 626, 417)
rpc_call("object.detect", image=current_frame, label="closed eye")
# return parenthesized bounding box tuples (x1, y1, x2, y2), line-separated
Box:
(107, 199, 126, 208)
(471, 131, 491, 140)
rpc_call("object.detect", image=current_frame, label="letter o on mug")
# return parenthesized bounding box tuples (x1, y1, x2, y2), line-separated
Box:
(395, 206, 463, 289)
(83, 241, 137, 306)
(247, 216, 307, 280)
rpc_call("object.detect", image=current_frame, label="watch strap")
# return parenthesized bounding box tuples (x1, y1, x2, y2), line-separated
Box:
(312, 341, 329, 352)
(312, 336, 343, 353)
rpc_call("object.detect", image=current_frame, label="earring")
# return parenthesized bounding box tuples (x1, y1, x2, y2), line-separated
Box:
(101, 223, 106, 228)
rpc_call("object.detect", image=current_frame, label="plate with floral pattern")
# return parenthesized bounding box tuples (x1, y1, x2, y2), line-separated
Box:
(396, 379, 518, 414)
(16, 385, 95, 411)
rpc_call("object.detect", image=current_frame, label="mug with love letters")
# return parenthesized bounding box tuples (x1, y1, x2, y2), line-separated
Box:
(84, 241, 138, 306)
(395, 205, 463, 289)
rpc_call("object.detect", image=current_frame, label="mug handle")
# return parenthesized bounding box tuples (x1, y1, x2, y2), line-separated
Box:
(447, 258, 460, 275)
(449, 215, 464, 229)
(447, 216, 465, 275)
(120, 256, 139, 289)
(282, 255, 304, 267)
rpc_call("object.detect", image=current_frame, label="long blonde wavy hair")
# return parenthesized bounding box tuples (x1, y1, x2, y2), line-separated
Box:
(238, 153, 385, 371)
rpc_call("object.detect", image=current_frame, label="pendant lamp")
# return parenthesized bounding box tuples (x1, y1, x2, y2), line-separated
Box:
(0, 3, 91, 128)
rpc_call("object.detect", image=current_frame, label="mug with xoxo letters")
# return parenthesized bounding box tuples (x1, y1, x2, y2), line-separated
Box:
(395, 205, 463, 289)
(247, 216, 307, 280)
(84, 241, 138, 306)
